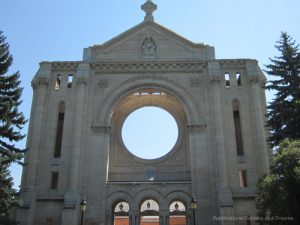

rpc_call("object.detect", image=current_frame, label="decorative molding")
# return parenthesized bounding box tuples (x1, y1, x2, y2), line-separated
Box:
(142, 36, 156, 56)
(98, 79, 109, 89)
(249, 75, 260, 84)
(75, 77, 88, 86)
(92, 62, 205, 74)
(91, 125, 112, 134)
(219, 60, 247, 67)
(52, 62, 79, 71)
(187, 124, 207, 134)
(31, 77, 49, 89)
(141, 0, 157, 22)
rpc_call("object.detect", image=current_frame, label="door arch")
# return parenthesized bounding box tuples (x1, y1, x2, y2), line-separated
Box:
(113, 201, 130, 225)
(140, 199, 160, 225)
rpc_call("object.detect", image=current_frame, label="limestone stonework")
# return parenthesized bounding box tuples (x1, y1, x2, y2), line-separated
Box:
(17, 1, 269, 225)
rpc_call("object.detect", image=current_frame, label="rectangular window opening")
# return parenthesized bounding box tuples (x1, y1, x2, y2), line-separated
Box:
(51, 172, 59, 190)
(55, 74, 62, 90)
(67, 74, 73, 88)
(233, 110, 244, 156)
(225, 73, 230, 87)
(236, 73, 242, 86)
(239, 170, 247, 188)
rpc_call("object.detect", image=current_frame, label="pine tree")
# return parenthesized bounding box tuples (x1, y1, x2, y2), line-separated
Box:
(0, 165, 19, 225)
(0, 30, 26, 224)
(265, 32, 300, 148)
(0, 30, 27, 165)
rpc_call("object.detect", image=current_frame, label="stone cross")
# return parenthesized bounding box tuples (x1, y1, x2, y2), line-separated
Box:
(141, 0, 157, 22)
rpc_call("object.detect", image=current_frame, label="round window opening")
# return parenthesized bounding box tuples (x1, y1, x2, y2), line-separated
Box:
(121, 106, 179, 160)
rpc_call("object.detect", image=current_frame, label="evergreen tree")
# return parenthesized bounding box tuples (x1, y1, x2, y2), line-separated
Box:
(0, 165, 19, 225)
(0, 30, 26, 224)
(0, 30, 26, 165)
(265, 32, 300, 148)
(256, 140, 300, 225)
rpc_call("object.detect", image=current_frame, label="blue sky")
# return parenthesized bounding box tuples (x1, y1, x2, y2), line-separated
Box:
(1, 0, 299, 189)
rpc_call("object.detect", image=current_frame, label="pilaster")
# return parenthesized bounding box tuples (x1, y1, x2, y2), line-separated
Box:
(247, 61, 269, 175)
(208, 61, 234, 225)
(62, 63, 89, 225)
(90, 125, 111, 225)
(17, 62, 51, 225)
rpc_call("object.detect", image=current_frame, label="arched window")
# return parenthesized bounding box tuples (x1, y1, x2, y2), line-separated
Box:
(140, 199, 159, 225)
(169, 201, 186, 225)
(113, 201, 129, 225)
(54, 102, 65, 158)
(232, 99, 244, 156)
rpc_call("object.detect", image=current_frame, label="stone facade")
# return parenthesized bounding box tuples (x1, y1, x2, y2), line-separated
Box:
(17, 1, 269, 225)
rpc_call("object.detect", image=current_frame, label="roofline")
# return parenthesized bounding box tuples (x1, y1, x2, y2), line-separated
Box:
(90, 21, 208, 50)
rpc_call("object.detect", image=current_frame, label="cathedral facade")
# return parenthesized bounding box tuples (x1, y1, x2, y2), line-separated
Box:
(17, 1, 269, 225)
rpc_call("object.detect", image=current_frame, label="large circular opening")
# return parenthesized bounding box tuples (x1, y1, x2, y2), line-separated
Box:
(121, 106, 178, 160)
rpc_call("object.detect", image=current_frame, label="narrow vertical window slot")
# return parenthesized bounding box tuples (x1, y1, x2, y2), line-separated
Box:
(67, 74, 73, 88)
(239, 170, 247, 188)
(236, 72, 242, 86)
(225, 73, 230, 87)
(233, 99, 244, 156)
(55, 74, 62, 90)
(54, 102, 65, 158)
(51, 172, 59, 190)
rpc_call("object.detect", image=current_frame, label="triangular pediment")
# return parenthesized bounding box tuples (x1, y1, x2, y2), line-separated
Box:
(86, 21, 215, 62)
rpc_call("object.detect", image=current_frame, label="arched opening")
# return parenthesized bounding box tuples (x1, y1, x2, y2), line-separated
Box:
(169, 201, 186, 225)
(122, 106, 178, 160)
(140, 199, 159, 225)
(113, 201, 129, 225)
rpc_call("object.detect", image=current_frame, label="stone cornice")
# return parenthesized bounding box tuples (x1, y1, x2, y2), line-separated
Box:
(31, 77, 49, 89)
(92, 62, 206, 74)
(51, 62, 80, 71)
(218, 59, 248, 67)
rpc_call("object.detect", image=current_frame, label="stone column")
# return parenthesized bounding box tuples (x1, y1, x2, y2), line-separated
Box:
(17, 63, 51, 225)
(208, 62, 234, 225)
(160, 210, 168, 225)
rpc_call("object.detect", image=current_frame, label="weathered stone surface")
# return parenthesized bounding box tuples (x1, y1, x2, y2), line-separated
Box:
(17, 1, 269, 225)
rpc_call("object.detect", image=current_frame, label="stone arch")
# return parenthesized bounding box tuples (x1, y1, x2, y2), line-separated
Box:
(94, 75, 204, 126)
(133, 188, 166, 210)
(106, 191, 133, 225)
(165, 190, 192, 209)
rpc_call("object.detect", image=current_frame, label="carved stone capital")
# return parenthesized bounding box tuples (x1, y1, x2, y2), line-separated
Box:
(249, 75, 260, 84)
(91, 125, 112, 134)
(75, 77, 88, 86)
(187, 124, 207, 134)
(31, 77, 49, 89)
